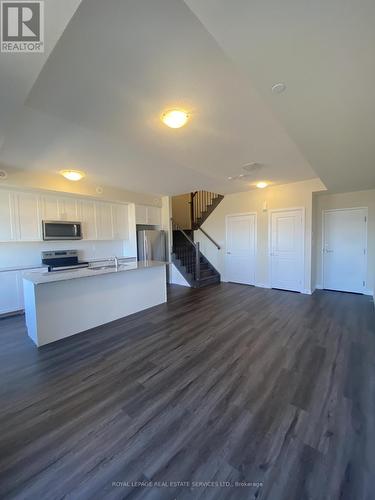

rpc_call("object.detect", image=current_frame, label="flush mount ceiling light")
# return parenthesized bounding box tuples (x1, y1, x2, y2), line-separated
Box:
(161, 109, 189, 129)
(271, 82, 287, 94)
(60, 170, 85, 181)
(256, 181, 268, 189)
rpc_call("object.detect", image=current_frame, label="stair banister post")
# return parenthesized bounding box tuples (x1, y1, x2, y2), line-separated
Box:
(195, 242, 200, 281)
(190, 192, 194, 230)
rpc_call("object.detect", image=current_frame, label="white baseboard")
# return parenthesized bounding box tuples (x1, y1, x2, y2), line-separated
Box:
(255, 282, 270, 289)
(315, 284, 373, 296)
(302, 289, 312, 295)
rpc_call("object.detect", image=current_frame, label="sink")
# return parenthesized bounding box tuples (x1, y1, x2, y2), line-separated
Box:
(89, 264, 128, 271)
(89, 265, 116, 270)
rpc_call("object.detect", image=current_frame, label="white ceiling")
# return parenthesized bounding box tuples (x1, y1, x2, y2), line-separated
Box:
(185, 0, 375, 193)
(0, 0, 374, 195)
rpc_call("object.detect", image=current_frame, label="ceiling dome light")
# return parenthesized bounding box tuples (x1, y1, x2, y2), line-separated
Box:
(161, 109, 189, 129)
(60, 170, 85, 181)
(256, 181, 268, 189)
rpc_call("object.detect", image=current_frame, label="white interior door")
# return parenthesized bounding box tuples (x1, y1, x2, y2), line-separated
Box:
(323, 208, 367, 293)
(226, 213, 256, 285)
(270, 209, 304, 292)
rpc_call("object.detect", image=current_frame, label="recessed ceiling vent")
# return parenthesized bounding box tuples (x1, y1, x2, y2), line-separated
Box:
(242, 162, 262, 174)
(0, 170, 8, 180)
(228, 162, 266, 181)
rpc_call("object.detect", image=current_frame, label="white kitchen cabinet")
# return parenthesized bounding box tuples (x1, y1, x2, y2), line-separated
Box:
(95, 202, 113, 240)
(58, 197, 78, 221)
(78, 199, 97, 240)
(14, 192, 41, 241)
(40, 195, 59, 220)
(40, 195, 78, 221)
(135, 205, 161, 226)
(147, 206, 161, 226)
(0, 271, 22, 315)
(135, 205, 148, 224)
(0, 188, 132, 242)
(0, 190, 14, 241)
(111, 203, 129, 240)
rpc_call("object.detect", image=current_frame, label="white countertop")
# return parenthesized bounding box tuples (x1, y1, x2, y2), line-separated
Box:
(0, 256, 136, 273)
(23, 260, 167, 285)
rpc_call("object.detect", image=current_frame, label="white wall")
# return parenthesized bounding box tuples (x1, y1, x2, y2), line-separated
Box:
(194, 178, 325, 293)
(171, 194, 191, 229)
(313, 189, 375, 294)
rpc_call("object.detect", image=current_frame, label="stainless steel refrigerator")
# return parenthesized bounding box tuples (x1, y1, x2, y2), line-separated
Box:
(137, 230, 166, 261)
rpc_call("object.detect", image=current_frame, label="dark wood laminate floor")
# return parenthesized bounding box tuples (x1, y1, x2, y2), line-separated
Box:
(0, 284, 374, 500)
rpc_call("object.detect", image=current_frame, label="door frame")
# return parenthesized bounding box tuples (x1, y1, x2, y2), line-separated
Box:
(268, 207, 305, 292)
(225, 212, 257, 285)
(322, 207, 368, 292)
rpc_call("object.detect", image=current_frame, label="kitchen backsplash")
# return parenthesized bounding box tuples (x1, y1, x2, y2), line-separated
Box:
(0, 240, 130, 268)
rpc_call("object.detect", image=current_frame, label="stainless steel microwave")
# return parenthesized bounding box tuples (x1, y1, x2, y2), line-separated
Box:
(42, 220, 83, 240)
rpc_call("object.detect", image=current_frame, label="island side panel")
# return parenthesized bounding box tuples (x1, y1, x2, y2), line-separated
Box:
(32, 265, 167, 346)
(23, 278, 39, 346)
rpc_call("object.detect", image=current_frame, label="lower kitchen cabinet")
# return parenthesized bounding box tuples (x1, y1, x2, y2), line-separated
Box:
(0, 271, 23, 315)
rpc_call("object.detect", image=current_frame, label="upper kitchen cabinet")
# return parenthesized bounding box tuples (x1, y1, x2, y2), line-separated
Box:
(0, 190, 40, 241)
(111, 203, 129, 240)
(135, 205, 161, 226)
(0, 188, 132, 242)
(58, 197, 78, 221)
(40, 195, 59, 220)
(40, 195, 78, 221)
(135, 204, 148, 224)
(78, 199, 97, 240)
(0, 190, 14, 241)
(95, 202, 113, 240)
(13, 192, 40, 241)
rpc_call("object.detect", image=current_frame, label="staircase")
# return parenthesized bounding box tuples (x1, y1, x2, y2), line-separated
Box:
(190, 191, 224, 230)
(171, 223, 220, 288)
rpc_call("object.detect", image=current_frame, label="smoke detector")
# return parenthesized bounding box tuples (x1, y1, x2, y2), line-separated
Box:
(0, 170, 8, 180)
(272, 82, 287, 94)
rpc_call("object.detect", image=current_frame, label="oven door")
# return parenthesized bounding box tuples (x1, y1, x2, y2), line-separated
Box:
(42, 221, 83, 240)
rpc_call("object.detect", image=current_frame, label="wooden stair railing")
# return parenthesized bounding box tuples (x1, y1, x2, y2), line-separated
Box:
(171, 218, 221, 288)
(171, 219, 201, 281)
(190, 191, 224, 230)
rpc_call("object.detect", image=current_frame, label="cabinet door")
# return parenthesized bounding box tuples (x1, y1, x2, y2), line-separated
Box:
(147, 206, 161, 226)
(0, 190, 14, 241)
(112, 204, 129, 240)
(40, 196, 59, 220)
(95, 202, 113, 240)
(0, 271, 22, 314)
(15, 192, 41, 241)
(78, 199, 97, 240)
(135, 205, 148, 225)
(58, 197, 78, 221)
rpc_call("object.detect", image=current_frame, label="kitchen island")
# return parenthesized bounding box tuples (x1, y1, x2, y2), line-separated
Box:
(23, 260, 167, 347)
